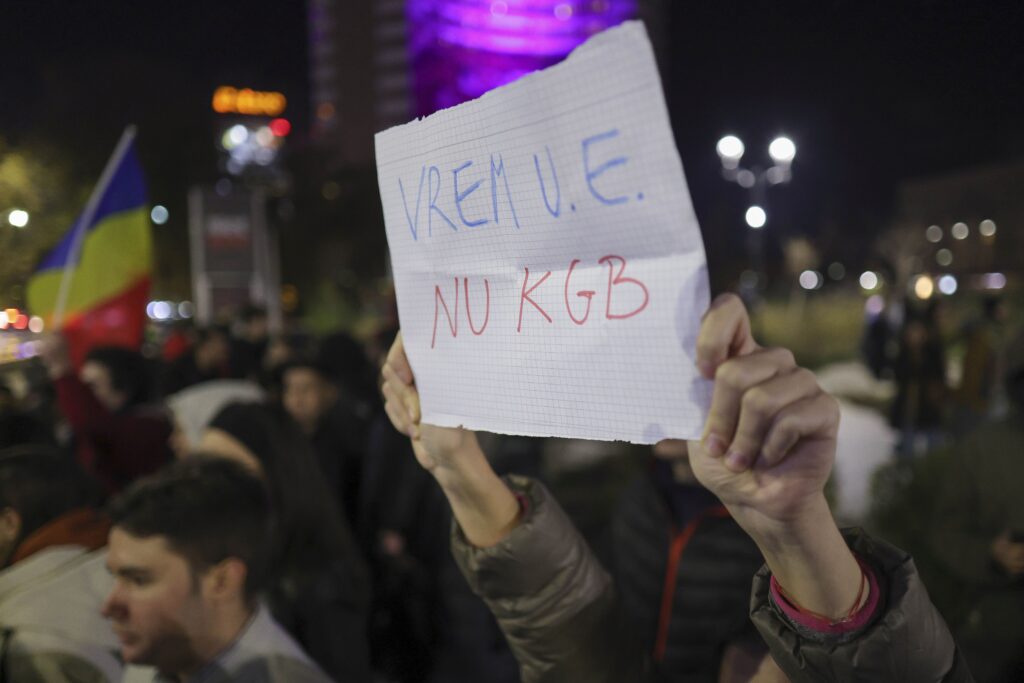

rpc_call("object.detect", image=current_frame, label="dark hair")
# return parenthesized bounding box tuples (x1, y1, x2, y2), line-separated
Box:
(108, 456, 273, 600)
(84, 346, 154, 408)
(316, 332, 380, 410)
(238, 305, 267, 324)
(196, 325, 231, 345)
(0, 446, 95, 545)
(280, 358, 333, 385)
(207, 403, 365, 581)
(983, 295, 1003, 321)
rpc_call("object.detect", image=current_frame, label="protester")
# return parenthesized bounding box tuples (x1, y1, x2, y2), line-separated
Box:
(0, 380, 51, 448)
(382, 293, 971, 682)
(165, 379, 264, 457)
(929, 334, 1024, 682)
(105, 456, 332, 682)
(231, 305, 271, 382)
(890, 304, 948, 458)
(953, 295, 1009, 433)
(39, 336, 172, 495)
(0, 446, 120, 682)
(280, 359, 365, 525)
(161, 325, 231, 395)
(611, 439, 775, 680)
(198, 402, 372, 682)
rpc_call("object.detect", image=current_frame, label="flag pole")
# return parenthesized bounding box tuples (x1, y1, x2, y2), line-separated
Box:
(52, 125, 139, 329)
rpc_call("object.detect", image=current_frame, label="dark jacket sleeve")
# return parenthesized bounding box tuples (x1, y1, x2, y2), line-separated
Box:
(749, 529, 973, 683)
(450, 476, 644, 683)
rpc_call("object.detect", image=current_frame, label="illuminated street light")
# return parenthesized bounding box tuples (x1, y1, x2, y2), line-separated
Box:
(936, 248, 953, 266)
(938, 274, 958, 295)
(7, 209, 29, 228)
(151, 205, 169, 225)
(951, 222, 969, 240)
(979, 219, 997, 237)
(716, 135, 745, 167)
(768, 136, 796, 164)
(799, 270, 823, 290)
(925, 225, 943, 243)
(912, 274, 934, 300)
(745, 206, 767, 229)
(859, 271, 880, 291)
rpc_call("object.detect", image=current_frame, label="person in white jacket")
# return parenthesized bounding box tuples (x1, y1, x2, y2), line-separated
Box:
(0, 446, 122, 682)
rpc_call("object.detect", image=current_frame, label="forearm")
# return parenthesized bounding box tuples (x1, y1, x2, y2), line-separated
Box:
(429, 433, 521, 548)
(749, 494, 863, 620)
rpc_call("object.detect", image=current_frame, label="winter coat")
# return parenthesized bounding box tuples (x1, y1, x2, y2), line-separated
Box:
(0, 510, 120, 682)
(55, 374, 171, 495)
(611, 466, 765, 681)
(452, 476, 972, 683)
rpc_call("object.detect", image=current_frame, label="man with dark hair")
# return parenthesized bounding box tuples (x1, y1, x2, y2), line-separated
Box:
(231, 305, 270, 381)
(39, 335, 172, 495)
(162, 326, 232, 395)
(105, 457, 333, 682)
(0, 446, 120, 682)
(280, 359, 364, 524)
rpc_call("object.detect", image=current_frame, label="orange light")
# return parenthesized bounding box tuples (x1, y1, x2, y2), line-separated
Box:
(4, 308, 17, 321)
(211, 86, 287, 116)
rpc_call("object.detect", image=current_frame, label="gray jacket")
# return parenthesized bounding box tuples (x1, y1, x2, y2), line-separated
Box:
(452, 476, 973, 683)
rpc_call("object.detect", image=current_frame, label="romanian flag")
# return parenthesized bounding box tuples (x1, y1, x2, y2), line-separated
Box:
(27, 130, 152, 367)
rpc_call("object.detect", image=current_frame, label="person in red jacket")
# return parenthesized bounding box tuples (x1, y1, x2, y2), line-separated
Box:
(38, 335, 171, 496)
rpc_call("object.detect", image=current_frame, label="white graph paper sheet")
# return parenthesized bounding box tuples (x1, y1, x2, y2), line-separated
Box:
(375, 21, 712, 444)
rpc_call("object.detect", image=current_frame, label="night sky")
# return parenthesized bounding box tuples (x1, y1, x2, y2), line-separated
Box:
(2, 1, 1021, 278)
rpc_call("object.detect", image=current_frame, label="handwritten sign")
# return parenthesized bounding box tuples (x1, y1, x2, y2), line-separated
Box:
(375, 21, 712, 443)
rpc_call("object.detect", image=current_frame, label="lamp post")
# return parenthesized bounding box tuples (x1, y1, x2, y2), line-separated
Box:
(5, 209, 30, 229)
(715, 135, 796, 296)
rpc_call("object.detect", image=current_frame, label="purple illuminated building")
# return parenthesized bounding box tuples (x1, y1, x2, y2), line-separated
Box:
(407, 0, 638, 116)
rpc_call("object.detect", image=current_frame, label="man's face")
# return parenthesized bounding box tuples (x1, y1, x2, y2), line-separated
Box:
(198, 334, 230, 371)
(283, 367, 334, 432)
(102, 528, 208, 672)
(80, 361, 127, 412)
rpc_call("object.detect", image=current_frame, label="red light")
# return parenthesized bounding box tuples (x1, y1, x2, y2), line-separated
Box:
(13, 314, 29, 330)
(270, 118, 291, 137)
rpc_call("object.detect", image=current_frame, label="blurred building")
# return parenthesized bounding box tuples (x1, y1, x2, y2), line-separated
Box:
(895, 160, 1024, 285)
(305, 0, 666, 168)
(307, 0, 411, 167)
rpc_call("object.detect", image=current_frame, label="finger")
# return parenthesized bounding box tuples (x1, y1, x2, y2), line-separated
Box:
(384, 332, 413, 385)
(383, 392, 410, 437)
(725, 367, 822, 471)
(382, 363, 421, 424)
(758, 393, 841, 468)
(702, 347, 797, 458)
(696, 293, 760, 379)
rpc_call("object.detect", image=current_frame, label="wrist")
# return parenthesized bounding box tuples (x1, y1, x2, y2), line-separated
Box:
(749, 495, 863, 620)
(430, 435, 521, 548)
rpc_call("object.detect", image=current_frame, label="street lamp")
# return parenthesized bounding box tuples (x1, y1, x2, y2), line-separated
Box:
(6, 209, 29, 228)
(745, 206, 767, 229)
(716, 134, 797, 293)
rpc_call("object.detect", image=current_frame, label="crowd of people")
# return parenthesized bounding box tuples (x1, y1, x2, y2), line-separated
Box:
(0, 305, 519, 682)
(0, 290, 1018, 681)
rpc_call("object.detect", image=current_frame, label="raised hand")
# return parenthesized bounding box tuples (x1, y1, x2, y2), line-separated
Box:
(380, 332, 520, 547)
(687, 294, 859, 620)
(381, 332, 477, 474)
(687, 294, 840, 534)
